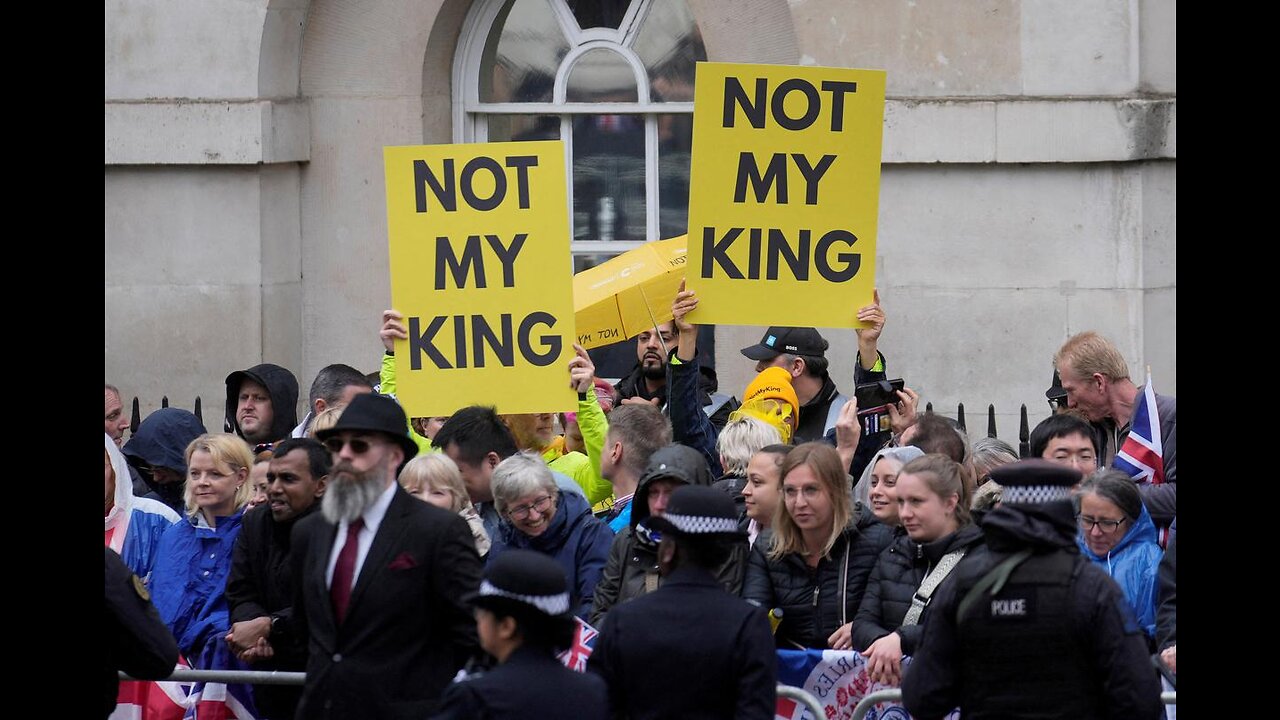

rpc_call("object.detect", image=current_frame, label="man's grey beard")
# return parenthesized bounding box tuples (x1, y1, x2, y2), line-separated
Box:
(322, 464, 386, 524)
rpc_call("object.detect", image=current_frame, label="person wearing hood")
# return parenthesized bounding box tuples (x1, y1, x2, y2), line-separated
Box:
(742, 443, 894, 650)
(105, 433, 179, 585)
(1075, 470, 1162, 642)
(590, 444, 748, 626)
(487, 453, 613, 621)
(901, 460, 1161, 720)
(122, 408, 208, 516)
(851, 455, 985, 686)
(224, 363, 299, 447)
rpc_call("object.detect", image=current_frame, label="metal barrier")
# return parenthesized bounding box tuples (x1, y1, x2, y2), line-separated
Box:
(776, 684, 825, 718)
(121, 671, 1173, 717)
(849, 689, 1178, 720)
(851, 689, 903, 720)
(120, 669, 305, 686)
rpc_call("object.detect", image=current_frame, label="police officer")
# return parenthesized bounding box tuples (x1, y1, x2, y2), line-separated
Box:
(901, 459, 1162, 720)
(105, 547, 179, 718)
(430, 550, 608, 720)
(588, 484, 776, 719)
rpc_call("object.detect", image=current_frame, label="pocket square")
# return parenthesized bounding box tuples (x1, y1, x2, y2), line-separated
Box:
(388, 552, 419, 570)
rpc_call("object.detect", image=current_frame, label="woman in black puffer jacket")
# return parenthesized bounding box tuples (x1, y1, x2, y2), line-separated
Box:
(742, 443, 894, 650)
(851, 454, 984, 685)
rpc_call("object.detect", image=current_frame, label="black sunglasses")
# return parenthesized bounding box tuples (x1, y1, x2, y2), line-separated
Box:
(323, 436, 377, 455)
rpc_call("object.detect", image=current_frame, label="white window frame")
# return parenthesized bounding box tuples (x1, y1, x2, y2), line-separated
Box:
(452, 0, 697, 254)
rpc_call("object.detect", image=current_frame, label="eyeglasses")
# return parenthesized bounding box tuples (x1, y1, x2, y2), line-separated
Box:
(253, 442, 275, 454)
(323, 436, 378, 455)
(1076, 515, 1126, 533)
(506, 495, 554, 521)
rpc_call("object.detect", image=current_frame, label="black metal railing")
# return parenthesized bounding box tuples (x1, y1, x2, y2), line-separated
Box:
(129, 396, 204, 434)
(924, 402, 1035, 458)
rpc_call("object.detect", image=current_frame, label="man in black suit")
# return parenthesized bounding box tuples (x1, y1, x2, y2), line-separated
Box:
(588, 485, 776, 719)
(292, 393, 483, 719)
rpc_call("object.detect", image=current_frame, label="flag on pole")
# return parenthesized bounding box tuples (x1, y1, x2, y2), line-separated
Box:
(558, 617, 599, 672)
(1113, 370, 1165, 485)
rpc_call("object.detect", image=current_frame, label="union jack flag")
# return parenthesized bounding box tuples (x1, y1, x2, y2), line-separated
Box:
(557, 617, 599, 672)
(1112, 371, 1165, 485)
(112, 652, 259, 720)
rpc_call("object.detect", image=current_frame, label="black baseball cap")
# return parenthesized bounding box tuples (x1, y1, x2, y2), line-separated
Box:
(740, 327, 828, 361)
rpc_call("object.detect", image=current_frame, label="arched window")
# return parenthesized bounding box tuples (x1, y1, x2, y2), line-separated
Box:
(454, 0, 706, 272)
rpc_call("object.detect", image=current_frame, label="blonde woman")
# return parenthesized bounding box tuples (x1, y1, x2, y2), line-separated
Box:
(148, 433, 257, 689)
(399, 453, 491, 557)
(742, 442, 893, 649)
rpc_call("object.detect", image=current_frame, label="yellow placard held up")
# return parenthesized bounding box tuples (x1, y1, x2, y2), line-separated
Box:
(384, 141, 576, 417)
(685, 62, 886, 328)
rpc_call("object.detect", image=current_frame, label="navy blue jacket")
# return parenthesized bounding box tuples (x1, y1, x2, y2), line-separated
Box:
(430, 645, 608, 720)
(488, 489, 613, 620)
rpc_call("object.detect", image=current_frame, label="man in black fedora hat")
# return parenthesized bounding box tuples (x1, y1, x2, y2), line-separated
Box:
(901, 459, 1161, 720)
(430, 549, 608, 720)
(291, 393, 483, 719)
(588, 484, 776, 720)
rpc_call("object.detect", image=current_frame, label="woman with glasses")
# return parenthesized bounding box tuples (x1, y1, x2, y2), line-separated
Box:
(742, 443, 893, 650)
(851, 454, 985, 685)
(488, 453, 613, 620)
(1075, 469, 1162, 643)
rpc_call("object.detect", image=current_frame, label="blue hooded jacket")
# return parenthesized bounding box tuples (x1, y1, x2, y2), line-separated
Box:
(488, 489, 613, 621)
(1077, 503, 1162, 638)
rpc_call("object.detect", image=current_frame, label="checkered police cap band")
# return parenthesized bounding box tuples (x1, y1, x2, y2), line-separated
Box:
(662, 512, 740, 534)
(1002, 484, 1073, 504)
(478, 580, 570, 615)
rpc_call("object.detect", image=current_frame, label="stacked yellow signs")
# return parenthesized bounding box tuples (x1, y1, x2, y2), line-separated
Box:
(685, 62, 886, 328)
(384, 141, 576, 417)
(573, 235, 688, 350)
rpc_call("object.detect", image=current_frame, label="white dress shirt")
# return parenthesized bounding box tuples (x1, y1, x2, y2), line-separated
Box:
(325, 480, 398, 590)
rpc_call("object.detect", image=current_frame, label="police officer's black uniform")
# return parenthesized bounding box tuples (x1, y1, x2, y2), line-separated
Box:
(901, 460, 1163, 720)
(105, 546, 179, 718)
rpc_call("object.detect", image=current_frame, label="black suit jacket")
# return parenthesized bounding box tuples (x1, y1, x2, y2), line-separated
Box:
(291, 485, 482, 720)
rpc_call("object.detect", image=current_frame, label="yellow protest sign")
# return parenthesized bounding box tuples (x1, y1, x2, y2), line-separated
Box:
(384, 141, 576, 417)
(685, 62, 886, 328)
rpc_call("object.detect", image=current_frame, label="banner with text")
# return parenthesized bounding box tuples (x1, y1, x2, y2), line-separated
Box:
(686, 62, 885, 328)
(384, 141, 576, 417)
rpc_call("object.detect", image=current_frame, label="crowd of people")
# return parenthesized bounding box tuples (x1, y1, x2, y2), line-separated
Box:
(105, 286, 1176, 720)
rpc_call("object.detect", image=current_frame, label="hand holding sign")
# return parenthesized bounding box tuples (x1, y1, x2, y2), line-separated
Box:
(381, 309, 407, 353)
(855, 288, 885, 341)
(568, 344, 596, 394)
(855, 288, 885, 370)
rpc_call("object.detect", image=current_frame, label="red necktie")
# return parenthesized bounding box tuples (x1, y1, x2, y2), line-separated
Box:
(331, 518, 364, 624)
